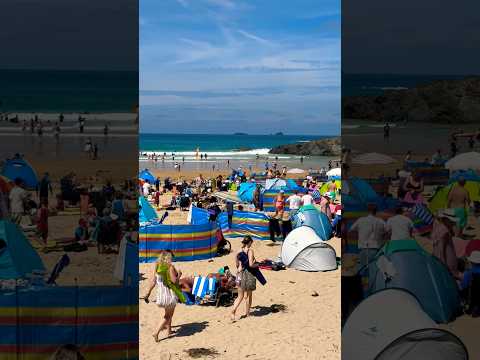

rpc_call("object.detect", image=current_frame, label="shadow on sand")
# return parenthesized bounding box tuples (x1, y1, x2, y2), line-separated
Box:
(249, 304, 287, 317)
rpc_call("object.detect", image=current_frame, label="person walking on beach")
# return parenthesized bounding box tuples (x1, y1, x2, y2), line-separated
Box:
(103, 124, 109, 136)
(231, 236, 259, 320)
(143, 251, 186, 341)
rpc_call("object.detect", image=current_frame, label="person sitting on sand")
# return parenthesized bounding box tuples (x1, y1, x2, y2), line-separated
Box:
(75, 218, 89, 243)
(447, 177, 471, 237)
(143, 250, 186, 341)
(231, 236, 259, 320)
(274, 190, 285, 218)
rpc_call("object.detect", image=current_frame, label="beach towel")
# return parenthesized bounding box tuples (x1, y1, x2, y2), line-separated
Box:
(192, 276, 217, 300)
(156, 263, 186, 304)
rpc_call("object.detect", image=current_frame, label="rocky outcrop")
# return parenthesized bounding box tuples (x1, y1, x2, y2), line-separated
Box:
(269, 137, 341, 156)
(343, 77, 480, 123)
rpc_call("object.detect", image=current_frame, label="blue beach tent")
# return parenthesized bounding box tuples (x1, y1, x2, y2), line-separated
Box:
(238, 182, 257, 203)
(0, 220, 45, 279)
(291, 205, 333, 241)
(139, 196, 158, 223)
(1, 157, 38, 190)
(363, 239, 461, 323)
(139, 169, 155, 183)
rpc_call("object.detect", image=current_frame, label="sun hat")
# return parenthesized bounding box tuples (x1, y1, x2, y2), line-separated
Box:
(467, 251, 480, 264)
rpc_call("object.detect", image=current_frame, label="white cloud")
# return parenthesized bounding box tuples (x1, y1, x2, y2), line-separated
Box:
(237, 29, 273, 46)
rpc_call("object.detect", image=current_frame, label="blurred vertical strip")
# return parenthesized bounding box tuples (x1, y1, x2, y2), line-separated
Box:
(0, 1, 138, 358)
(342, 1, 479, 359)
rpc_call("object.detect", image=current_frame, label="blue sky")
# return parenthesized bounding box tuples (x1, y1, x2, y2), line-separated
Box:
(140, 0, 340, 135)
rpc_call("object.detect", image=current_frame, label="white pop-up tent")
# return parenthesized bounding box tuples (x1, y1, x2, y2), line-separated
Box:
(342, 288, 468, 360)
(281, 226, 337, 272)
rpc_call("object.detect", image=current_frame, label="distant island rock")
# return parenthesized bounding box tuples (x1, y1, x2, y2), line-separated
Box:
(274, 132, 284, 136)
(343, 77, 480, 123)
(269, 137, 340, 156)
(234, 132, 248, 135)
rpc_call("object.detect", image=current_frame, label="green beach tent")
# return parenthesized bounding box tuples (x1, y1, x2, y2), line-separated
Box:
(429, 181, 480, 215)
(320, 180, 341, 194)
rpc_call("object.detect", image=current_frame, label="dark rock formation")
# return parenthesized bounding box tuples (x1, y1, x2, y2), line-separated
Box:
(269, 137, 341, 156)
(343, 77, 480, 123)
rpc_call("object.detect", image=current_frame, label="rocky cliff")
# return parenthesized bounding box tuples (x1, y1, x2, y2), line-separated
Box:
(269, 137, 341, 156)
(343, 77, 480, 123)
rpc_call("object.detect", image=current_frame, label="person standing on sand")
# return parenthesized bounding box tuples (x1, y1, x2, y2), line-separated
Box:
(9, 178, 27, 225)
(286, 191, 302, 212)
(383, 122, 390, 140)
(36, 200, 49, 245)
(143, 251, 185, 341)
(349, 203, 386, 269)
(37, 172, 53, 205)
(447, 177, 471, 237)
(103, 123, 108, 136)
(231, 236, 259, 321)
(84, 138, 92, 159)
(274, 190, 285, 217)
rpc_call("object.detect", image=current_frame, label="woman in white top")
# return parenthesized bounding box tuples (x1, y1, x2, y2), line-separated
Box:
(143, 251, 184, 341)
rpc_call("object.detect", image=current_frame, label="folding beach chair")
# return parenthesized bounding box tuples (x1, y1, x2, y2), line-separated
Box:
(192, 276, 218, 304)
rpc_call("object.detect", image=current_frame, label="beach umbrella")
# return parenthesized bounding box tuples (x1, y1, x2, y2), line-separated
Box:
(352, 152, 396, 165)
(326, 167, 341, 177)
(287, 168, 305, 174)
(445, 152, 480, 171)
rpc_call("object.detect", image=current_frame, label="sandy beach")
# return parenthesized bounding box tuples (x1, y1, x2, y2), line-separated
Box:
(0, 112, 138, 286)
(139, 202, 341, 360)
(344, 127, 480, 357)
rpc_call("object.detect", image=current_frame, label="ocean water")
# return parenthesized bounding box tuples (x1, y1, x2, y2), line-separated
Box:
(140, 133, 325, 154)
(342, 73, 468, 97)
(139, 133, 336, 170)
(0, 69, 138, 113)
